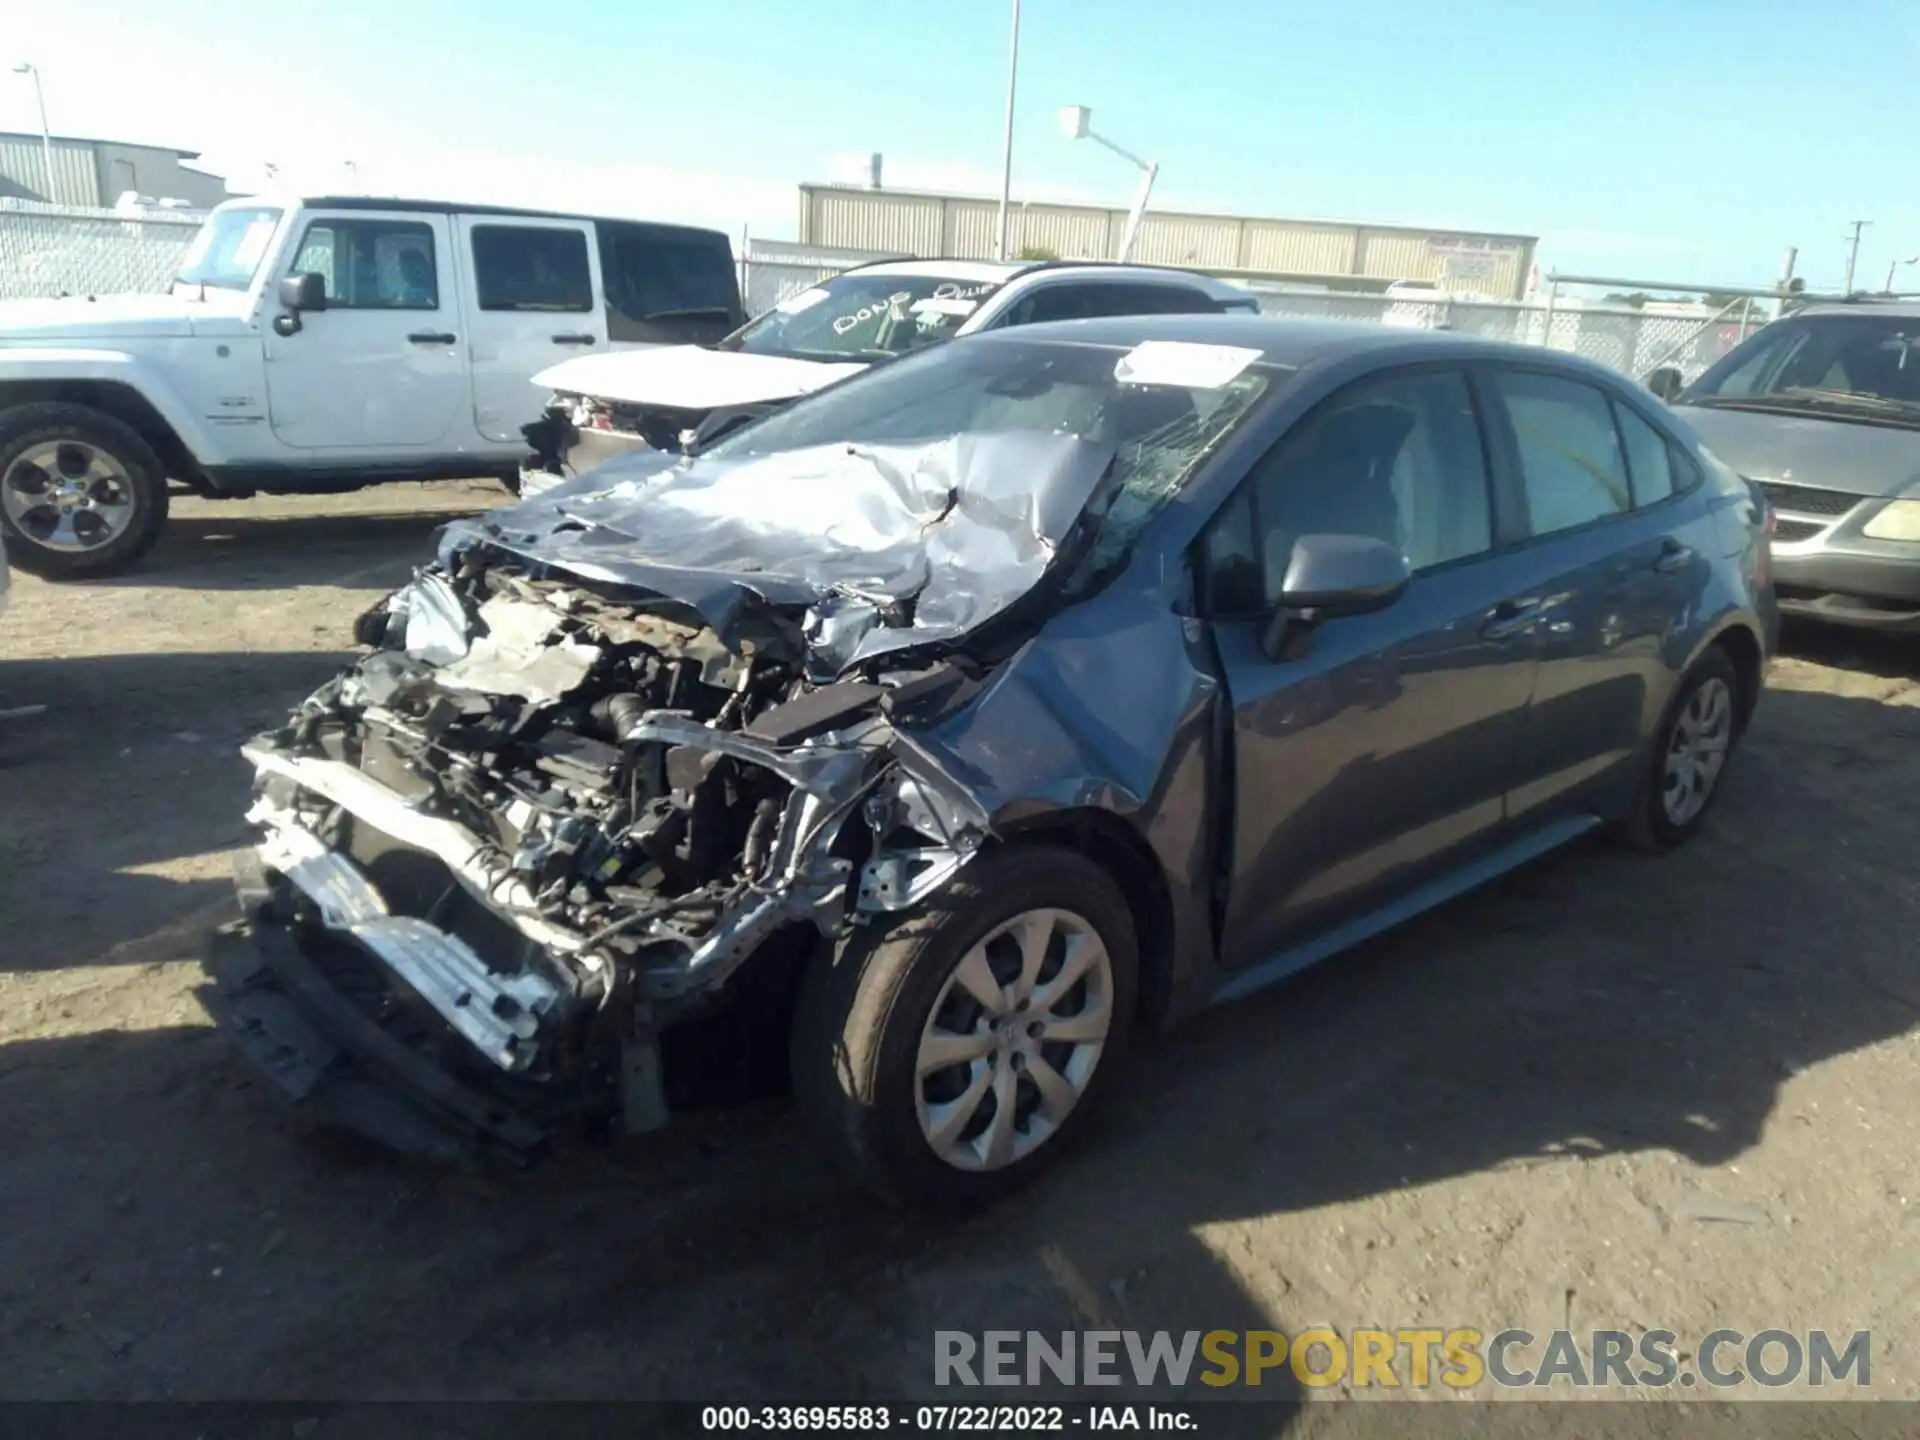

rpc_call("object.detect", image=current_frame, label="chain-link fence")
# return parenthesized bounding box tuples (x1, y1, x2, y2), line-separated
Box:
(0, 199, 204, 301)
(739, 253, 1768, 385)
(0, 204, 1766, 388)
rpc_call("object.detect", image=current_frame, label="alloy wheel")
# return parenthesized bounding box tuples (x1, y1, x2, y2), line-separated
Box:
(2, 440, 139, 553)
(914, 907, 1114, 1172)
(1662, 675, 1733, 827)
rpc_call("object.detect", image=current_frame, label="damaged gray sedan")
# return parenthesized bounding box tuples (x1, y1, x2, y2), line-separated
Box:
(203, 315, 1774, 1209)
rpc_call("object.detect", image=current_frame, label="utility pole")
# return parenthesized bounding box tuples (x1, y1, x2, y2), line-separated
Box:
(1843, 220, 1871, 293)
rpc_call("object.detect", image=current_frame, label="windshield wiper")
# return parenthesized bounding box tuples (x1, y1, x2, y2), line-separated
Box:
(641, 306, 735, 322)
(1691, 389, 1920, 424)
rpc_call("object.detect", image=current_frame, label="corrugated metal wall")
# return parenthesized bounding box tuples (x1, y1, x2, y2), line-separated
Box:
(800, 185, 1536, 298)
(0, 136, 101, 206)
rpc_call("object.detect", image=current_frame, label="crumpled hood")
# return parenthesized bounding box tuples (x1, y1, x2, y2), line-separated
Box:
(440, 430, 1114, 671)
(0, 290, 246, 341)
(532, 344, 867, 411)
(1674, 403, 1920, 497)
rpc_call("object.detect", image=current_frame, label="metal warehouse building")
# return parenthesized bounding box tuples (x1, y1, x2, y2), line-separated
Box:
(0, 130, 229, 209)
(798, 182, 1537, 299)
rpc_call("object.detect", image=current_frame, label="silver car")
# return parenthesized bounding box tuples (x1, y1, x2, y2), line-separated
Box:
(1669, 299, 1920, 633)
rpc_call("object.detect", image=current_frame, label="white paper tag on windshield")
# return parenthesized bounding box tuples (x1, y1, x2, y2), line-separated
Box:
(909, 296, 978, 317)
(776, 287, 831, 315)
(1114, 340, 1261, 389)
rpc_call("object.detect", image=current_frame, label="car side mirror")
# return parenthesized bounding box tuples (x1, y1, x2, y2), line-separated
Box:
(1260, 533, 1411, 661)
(274, 272, 327, 335)
(1646, 366, 1683, 402)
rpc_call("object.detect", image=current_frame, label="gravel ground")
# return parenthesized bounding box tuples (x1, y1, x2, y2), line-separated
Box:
(1, 484, 1917, 1422)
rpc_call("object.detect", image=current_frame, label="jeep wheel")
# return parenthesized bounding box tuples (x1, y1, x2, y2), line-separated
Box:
(0, 404, 170, 579)
(792, 843, 1139, 1212)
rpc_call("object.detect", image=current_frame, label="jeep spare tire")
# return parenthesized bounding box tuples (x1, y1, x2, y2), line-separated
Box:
(0, 404, 170, 579)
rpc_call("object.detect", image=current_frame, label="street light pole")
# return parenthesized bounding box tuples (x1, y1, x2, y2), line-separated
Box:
(10, 63, 52, 203)
(1886, 254, 1919, 294)
(1059, 106, 1157, 262)
(994, 0, 1020, 262)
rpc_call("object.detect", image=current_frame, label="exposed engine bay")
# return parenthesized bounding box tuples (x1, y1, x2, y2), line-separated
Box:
(220, 428, 1121, 1156)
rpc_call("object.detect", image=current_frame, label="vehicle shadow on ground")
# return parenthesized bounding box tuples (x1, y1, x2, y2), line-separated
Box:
(1776, 616, 1920, 681)
(0, 682, 1914, 1412)
(0, 649, 353, 974)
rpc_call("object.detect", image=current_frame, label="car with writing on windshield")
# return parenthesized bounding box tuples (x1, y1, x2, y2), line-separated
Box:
(1664, 298, 1920, 633)
(203, 315, 1773, 1210)
(517, 258, 1258, 492)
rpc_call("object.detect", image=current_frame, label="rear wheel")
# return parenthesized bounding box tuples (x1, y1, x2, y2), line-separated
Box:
(792, 843, 1139, 1211)
(1609, 648, 1741, 851)
(0, 404, 169, 578)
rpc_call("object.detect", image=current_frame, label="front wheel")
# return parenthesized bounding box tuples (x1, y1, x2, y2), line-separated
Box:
(0, 404, 169, 578)
(792, 843, 1139, 1211)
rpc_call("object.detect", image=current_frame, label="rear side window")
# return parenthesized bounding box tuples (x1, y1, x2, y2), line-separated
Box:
(470, 225, 593, 312)
(1613, 401, 1676, 506)
(599, 226, 740, 342)
(289, 219, 437, 310)
(1004, 285, 1094, 326)
(1493, 370, 1631, 536)
(1099, 284, 1221, 317)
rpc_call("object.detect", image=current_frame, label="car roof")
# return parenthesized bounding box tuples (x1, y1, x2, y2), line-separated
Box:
(236, 195, 732, 244)
(971, 310, 1617, 375)
(1790, 298, 1920, 321)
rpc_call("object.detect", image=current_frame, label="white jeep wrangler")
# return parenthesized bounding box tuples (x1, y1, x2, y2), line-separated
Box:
(0, 194, 743, 577)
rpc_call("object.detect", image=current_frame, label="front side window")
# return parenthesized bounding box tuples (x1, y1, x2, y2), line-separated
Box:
(471, 225, 593, 312)
(288, 219, 437, 309)
(1494, 370, 1631, 537)
(173, 206, 283, 292)
(1204, 368, 1494, 615)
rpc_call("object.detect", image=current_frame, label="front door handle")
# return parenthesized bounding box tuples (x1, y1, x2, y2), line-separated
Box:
(551, 332, 597, 346)
(407, 330, 457, 345)
(1481, 597, 1543, 640)
(1652, 538, 1694, 573)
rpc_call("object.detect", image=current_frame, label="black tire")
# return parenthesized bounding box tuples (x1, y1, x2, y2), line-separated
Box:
(0, 403, 170, 579)
(1607, 647, 1742, 853)
(792, 842, 1139, 1212)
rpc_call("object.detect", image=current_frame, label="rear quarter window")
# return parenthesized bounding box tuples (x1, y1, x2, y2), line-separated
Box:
(598, 224, 742, 344)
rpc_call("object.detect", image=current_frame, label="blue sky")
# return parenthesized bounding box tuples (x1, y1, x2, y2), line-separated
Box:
(8, 0, 1918, 289)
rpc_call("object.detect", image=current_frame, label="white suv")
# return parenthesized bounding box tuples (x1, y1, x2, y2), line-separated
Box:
(0, 194, 742, 577)
(520, 257, 1259, 489)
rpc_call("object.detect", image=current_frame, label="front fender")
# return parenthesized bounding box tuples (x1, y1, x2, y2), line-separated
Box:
(0, 346, 220, 461)
(906, 587, 1225, 1010)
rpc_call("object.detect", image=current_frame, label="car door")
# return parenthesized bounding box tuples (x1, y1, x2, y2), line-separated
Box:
(1207, 365, 1541, 968)
(455, 216, 609, 443)
(263, 210, 467, 450)
(1479, 366, 1700, 825)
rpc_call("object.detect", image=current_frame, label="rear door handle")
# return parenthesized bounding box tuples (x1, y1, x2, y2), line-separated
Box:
(1652, 538, 1694, 573)
(551, 332, 597, 345)
(1481, 597, 1543, 640)
(407, 330, 457, 345)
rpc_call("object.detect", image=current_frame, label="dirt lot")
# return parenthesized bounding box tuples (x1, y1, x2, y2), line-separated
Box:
(3, 484, 1919, 1416)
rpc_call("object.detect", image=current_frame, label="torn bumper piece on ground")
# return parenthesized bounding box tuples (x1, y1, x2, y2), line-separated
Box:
(198, 435, 1094, 1159)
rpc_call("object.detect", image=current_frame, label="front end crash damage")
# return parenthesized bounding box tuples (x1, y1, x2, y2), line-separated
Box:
(203, 432, 1111, 1161)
